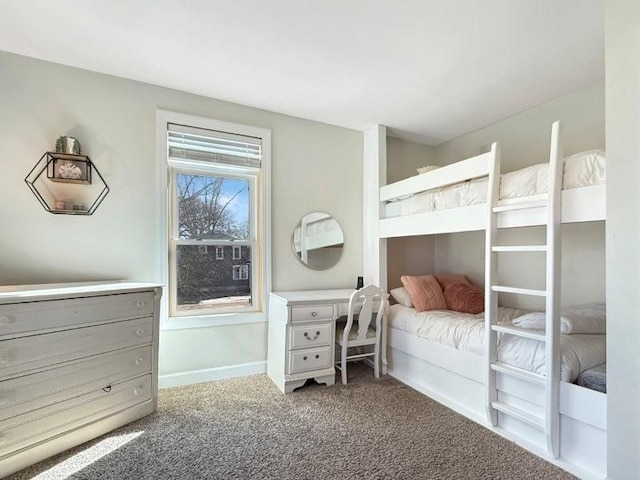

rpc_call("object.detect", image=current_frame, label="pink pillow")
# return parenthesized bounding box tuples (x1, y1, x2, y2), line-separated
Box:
(400, 275, 447, 312)
(444, 282, 484, 314)
(435, 274, 470, 290)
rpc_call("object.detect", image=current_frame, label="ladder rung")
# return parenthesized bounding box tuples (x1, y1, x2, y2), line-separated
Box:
(491, 401, 545, 429)
(491, 286, 547, 297)
(493, 200, 547, 213)
(491, 324, 546, 342)
(491, 362, 545, 385)
(491, 245, 547, 252)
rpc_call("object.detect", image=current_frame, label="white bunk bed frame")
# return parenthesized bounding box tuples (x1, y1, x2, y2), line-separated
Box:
(293, 212, 344, 263)
(364, 122, 606, 479)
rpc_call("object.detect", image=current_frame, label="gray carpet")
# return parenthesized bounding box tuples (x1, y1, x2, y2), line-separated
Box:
(10, 365, 575, 479)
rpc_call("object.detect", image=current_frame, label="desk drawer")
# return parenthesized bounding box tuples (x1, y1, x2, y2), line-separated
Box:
(290, 305, 334, 323)
(289, 346, 332, 374)
(0, 291, 155, 338)
(0, 317, 153, 380)
(0, 346, 152, 422)
(289, 323, 332, 350)
(0, 375, 152, 458)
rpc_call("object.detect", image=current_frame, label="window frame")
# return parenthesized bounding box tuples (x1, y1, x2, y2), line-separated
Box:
(169, 166, 257, 317)
(232, 264, 249, 280)
(232, 245, 242, 260)
(156, 110, 271, 330)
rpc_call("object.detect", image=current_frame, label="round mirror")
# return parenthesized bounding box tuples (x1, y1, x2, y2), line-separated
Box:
(291, 212, 344, 270)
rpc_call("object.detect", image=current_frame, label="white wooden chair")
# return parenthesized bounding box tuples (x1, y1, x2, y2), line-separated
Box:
(335, 285, 389, 385)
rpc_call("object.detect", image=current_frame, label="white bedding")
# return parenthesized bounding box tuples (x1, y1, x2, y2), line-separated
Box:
(388, 304, 606, 382)
(385, 150, 606, 218)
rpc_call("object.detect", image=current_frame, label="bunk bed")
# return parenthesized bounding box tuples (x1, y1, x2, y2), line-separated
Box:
(376, 122, 607, 479)
(292, 212, 344, 256)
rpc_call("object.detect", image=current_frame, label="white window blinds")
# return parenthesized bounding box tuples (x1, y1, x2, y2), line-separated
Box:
(168, 123, 262, 170)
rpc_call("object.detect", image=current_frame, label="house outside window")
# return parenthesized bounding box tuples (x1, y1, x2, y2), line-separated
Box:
(163, 117, 269, 318)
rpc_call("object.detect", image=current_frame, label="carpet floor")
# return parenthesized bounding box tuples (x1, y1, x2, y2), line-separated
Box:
(10, 365, 575, 479)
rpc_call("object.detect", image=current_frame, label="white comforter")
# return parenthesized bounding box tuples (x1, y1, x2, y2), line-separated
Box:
(388, 304, 606, 382)
(385, 150, 606, 218)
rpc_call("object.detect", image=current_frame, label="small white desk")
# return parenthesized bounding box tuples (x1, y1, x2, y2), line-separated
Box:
(267, 289, 387, 393)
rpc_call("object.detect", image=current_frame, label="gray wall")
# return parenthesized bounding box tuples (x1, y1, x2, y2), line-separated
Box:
(386, 137, 437, 289)
(605, 2, 640, 478)
(0, 52, 363, 378)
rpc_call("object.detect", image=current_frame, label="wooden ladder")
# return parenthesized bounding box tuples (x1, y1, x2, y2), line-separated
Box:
(484, 121, 563, 458)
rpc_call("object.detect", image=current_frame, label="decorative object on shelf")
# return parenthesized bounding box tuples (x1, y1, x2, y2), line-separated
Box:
(25, 138, 109, 216)
(55, 135, 82, 155)
(46, 153, 91, 184)
(416, 165, 440, 175)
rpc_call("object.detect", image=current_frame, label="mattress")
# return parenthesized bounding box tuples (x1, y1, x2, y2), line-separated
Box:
(385, 150, 606, 218)
(388, 304, 606, 382)
(577, 363, 606, 393)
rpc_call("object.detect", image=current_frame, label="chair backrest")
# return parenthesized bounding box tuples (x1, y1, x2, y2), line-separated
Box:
(344, 284, 389, 342)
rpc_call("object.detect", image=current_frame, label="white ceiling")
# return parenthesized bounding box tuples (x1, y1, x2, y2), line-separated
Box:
(0, 0, 604, 145)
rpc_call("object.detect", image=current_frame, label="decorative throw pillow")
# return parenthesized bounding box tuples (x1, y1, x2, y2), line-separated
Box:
(389, 287, 413, 308)
(435, 274, 470, 291)
(444, 282, 484, 314)
(400, 275, 447, 312)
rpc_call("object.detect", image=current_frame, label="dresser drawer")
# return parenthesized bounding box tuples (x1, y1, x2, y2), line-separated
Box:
(0, 346, 152, 422)
(0, 375, 152, 458)
(289, 346, 332, 374)
(289, 323, 332, 350)
(0, 291, 155, 338)
(0, 317, 153, 380)
(290, 305, 334, 323)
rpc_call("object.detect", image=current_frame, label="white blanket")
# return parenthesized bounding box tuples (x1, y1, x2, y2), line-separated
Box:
(385, 150, 606, 218)
(512, 303, 606, 334)
(388, 304, 606, 382)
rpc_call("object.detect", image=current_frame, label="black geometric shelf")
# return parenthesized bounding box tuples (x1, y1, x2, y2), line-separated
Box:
(25, 152, 110, 215)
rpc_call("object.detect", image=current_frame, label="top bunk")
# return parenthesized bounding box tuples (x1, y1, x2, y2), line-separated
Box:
(379, 122, 606, 238)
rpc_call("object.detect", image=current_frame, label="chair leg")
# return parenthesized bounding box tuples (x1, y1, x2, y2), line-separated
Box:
(341, 345, 348, 385)
(373, 343, 380, 379)
(382, 317, 388, 376)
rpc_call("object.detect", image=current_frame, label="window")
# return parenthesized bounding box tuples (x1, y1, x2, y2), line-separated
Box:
(233, 265, 249, 280)
(164, 119, 268, 318)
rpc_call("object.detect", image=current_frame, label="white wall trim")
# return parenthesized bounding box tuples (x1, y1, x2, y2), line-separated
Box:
(158, 361, 267, 389)
(155, 109, 272, 326)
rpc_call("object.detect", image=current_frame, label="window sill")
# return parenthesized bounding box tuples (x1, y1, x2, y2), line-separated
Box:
(161, 311, 267, 331)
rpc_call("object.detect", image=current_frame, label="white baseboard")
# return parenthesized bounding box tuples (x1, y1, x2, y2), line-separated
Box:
(158, 361, 267, 389)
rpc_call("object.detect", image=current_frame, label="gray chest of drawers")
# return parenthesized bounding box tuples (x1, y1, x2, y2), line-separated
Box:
(0, 282, 162, 478)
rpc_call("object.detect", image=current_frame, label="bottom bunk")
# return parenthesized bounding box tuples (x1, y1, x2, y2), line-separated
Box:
(386, 325, 607, 479)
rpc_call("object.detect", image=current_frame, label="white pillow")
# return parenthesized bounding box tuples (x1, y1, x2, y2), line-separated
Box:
(390, 287, 413, 308)
(512, 303, 605, 334)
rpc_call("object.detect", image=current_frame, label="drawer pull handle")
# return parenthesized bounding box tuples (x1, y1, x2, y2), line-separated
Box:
(303, 331, 321, 340)
(136, 300, 145, 308)
(133, 387, 143, 396)
(0, 316, 11, 326)
(103, 386, 112, 393)
(135, 358, 144, 366)
(311, 311, 317, 317)
(303, 356, 307, 361)
(136, 327, 145, 336)
(315, 354, 320, 359)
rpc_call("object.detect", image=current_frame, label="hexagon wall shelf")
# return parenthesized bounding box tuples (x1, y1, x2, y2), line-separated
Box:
(25, 152, 109, 215)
